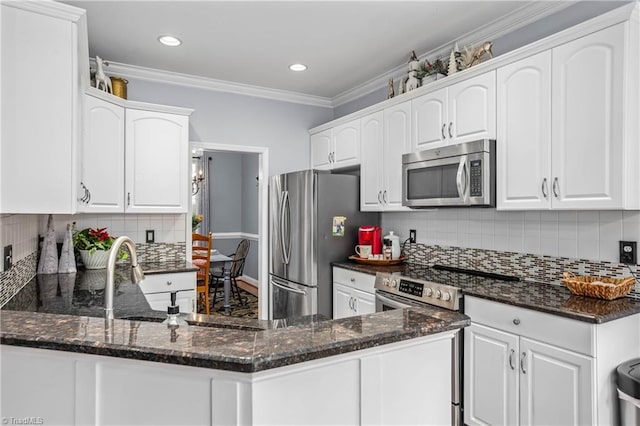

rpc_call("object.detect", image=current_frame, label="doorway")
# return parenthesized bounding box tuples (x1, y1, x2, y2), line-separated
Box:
(188, 142, 269, 320)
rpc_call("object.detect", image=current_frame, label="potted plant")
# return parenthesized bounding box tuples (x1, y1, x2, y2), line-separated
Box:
(417, 58, 448, 83)
(73, 226, 127, 269)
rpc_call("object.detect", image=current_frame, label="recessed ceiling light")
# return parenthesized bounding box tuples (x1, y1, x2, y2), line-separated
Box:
(289, 63, 307, 72)
(158, 35, 182, 47)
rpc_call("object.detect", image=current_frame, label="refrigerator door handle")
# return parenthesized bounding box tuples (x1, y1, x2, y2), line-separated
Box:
(282, 190, 292, 265)
(279, 190, 291, 265)
(272, 278, 307, 295)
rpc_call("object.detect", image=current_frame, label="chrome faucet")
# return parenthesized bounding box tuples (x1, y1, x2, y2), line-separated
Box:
(105, 236, 145, 320)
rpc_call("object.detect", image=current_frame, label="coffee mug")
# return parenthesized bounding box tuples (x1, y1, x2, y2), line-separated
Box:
(355, 245, 372, 258)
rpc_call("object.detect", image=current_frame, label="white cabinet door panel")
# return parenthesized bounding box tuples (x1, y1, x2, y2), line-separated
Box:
(125, 109, 188, 213)
(412, 88, 447, 151)
(333, 120, 360, 167)
(383, 101, 411, 210)
(448, 71, 496, 144)
(360, 112, 384, 211)
(80, 95, 125, 212)
(551, 24, 624, 209)
(497, 51, 552, 210)
(520, 337, 594, 426)
(333, 282, 355, 319)
(465, 323, 519, 426)
(352, 287, 375, 316)
(310, 129, 332, 170)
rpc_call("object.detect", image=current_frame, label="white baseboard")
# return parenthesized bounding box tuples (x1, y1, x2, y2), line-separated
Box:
(239, 275, 259, 288)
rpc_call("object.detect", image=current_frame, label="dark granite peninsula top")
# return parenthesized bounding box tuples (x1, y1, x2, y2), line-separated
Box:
(333, 261, 640, 324)
(0, 306, 468, 372)
(139, 260, 199, 274)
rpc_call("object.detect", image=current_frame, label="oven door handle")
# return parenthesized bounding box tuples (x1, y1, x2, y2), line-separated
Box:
(375, 292, 412, 309)
(456, 157, 468, 202)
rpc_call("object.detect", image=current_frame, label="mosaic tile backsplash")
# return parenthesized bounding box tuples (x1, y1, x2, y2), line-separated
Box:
(403, 243, 640, 298)
(0, 252, 37, 307)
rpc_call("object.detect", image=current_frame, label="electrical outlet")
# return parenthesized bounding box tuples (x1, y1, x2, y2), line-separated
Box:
(4, 245, 13, 271)
(619, 241, 637, 265)
(146, 230, 155, 243)
(409, 229, 417, 244)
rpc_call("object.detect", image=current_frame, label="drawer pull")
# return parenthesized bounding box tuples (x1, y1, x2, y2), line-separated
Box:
(509, 349, 515, 370)
(166, 281, 172, 286)
(350, 278, 355, 283)
(513, 318, 520, 325)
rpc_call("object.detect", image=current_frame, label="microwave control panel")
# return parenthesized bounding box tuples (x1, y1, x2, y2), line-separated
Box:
(470, 159, 482, 197)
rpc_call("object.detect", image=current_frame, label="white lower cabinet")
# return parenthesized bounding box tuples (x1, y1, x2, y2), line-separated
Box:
(464, 296, 639, 426)
(332, 267, 376, 319)
(139, 271, 196, 314)
(1, 331, 455, 426)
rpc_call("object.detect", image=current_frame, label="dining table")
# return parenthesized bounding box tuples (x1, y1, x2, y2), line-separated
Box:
(210, 252, 233, 313)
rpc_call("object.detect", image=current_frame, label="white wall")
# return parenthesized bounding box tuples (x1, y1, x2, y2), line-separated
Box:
(126, 78, 333, 177)
(382, 209, 640, 264)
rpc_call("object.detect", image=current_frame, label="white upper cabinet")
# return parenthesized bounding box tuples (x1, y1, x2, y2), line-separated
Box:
(448, 71, 496, 143)
(383, 102, 412, 210)
(1, 2, 88, 214)
(310, 119, 360, 171)
(551, 23, 625, 209)
(310, 129, 332, 170)
(125, 109, 189, 213)
(79, 94, 125, 212)
(412, 88, 447, 150)
(360, 111, 384, 211)
(412, 72, 496, 152)
(497, 51, 552, 210)
(497, 23, 633, 210)
(360, 102, 411, 212)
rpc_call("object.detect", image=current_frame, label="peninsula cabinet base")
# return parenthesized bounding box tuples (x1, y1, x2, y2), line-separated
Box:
(1, 331, 455, 425)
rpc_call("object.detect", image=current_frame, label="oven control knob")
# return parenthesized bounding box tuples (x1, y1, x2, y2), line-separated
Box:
(425, 287, 433, 297)
(390, 279, 398, 288)
(441, 292, 451, 301)
(383, 278, 390, 287)
(435, 289, 442, 299)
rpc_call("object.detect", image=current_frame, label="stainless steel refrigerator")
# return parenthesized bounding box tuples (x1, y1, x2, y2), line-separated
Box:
(269, 170, 378, 320)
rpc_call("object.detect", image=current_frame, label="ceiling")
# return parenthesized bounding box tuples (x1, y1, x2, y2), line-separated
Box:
(63, 1, 568, 101)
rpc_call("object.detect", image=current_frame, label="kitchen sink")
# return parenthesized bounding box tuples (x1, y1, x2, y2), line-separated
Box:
(119, 315, 263, 331)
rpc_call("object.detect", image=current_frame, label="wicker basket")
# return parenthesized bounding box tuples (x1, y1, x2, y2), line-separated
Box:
(562, 272, 636, 300)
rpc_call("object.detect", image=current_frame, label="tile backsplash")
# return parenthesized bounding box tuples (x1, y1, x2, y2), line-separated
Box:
(0, 214, 40, 306)
(382, 209, 640, 264)
(47, 214, 187, 245)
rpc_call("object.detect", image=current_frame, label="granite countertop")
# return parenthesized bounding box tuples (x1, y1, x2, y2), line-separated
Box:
(1, 267, 469, 373)
(333, 261, 640, 324)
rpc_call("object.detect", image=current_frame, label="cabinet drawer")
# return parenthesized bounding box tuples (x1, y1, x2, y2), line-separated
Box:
(139, 271, 196, 294)
(144, 290, 195, 314)
(333, 267, 375, 294)
(465, 296, 594, 356)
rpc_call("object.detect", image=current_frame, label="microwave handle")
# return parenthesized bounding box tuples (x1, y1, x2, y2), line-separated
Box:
(456, 157, 468, 201)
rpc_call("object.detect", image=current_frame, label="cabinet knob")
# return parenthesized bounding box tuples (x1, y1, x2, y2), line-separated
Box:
(350, 278, 355, 283)
(166, 281, 172, 286)
(513, 318, 520, 325)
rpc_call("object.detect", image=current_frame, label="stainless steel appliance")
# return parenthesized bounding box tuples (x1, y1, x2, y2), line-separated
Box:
(402, 139, 496, 208)
(375, 271, 463, 425)
(270, 170, 378, 320)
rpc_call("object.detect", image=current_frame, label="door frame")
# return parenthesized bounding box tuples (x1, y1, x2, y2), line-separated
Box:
(188, 141, 269, 320)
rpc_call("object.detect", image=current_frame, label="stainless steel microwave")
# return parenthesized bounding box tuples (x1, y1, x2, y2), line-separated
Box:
(402, 139, 496, 208)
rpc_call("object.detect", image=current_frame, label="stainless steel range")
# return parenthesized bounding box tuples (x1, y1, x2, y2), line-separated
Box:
(374, 271, 464, 426)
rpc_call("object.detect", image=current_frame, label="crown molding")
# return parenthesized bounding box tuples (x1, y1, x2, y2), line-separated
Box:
(2, 0, 86, 22)
(95, 60, 333, 109)
(331, 1, 573, 107)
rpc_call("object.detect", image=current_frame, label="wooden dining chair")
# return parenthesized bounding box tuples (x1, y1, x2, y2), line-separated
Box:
(211, 238, 250, 306)
(192, 232, 213, 314)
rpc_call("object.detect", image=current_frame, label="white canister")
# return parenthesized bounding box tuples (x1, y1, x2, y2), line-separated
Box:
(383, 231, 401, 259)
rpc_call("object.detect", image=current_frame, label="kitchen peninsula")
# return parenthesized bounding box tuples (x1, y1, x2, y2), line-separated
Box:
(0, 270, 468, 426)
